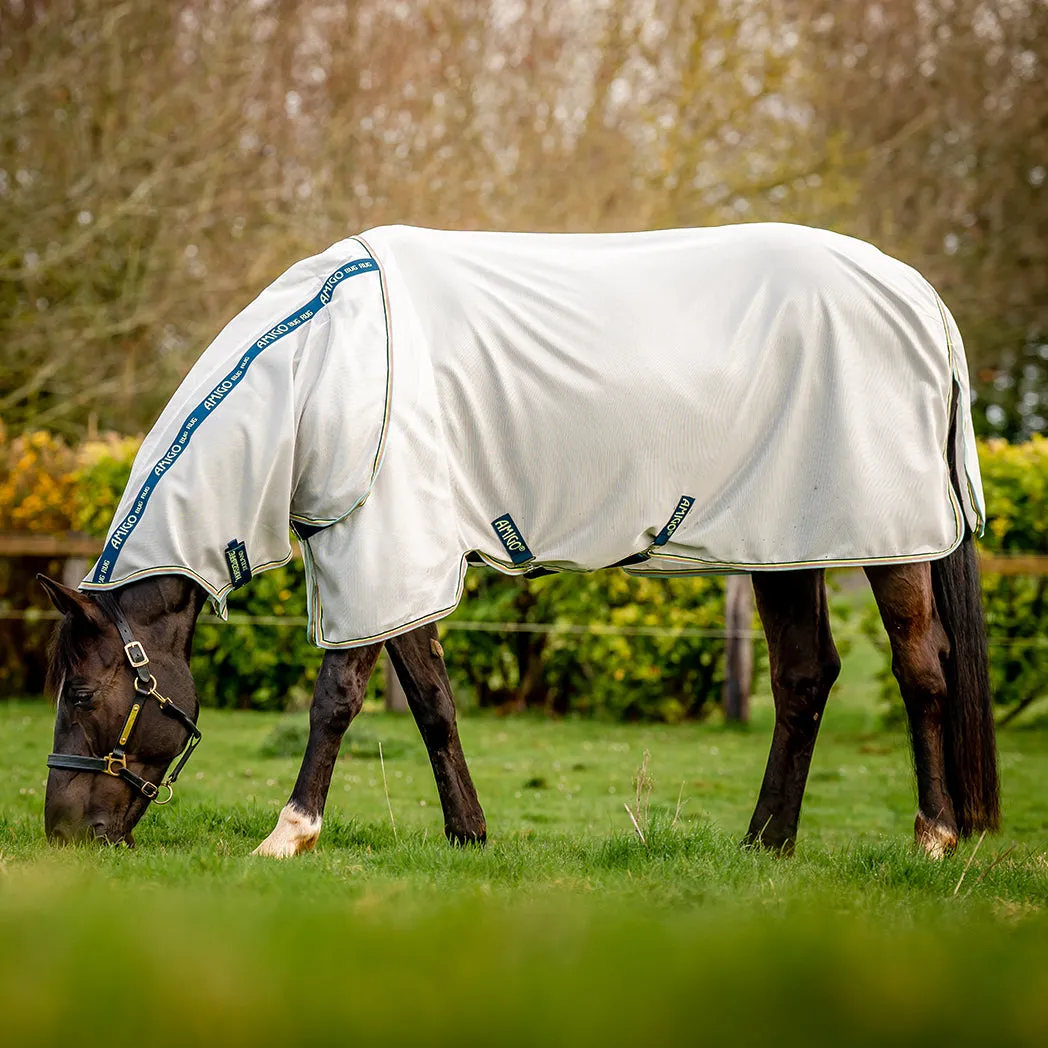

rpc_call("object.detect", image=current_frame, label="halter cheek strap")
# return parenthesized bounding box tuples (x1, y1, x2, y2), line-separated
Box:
(46, 593, 202, 806)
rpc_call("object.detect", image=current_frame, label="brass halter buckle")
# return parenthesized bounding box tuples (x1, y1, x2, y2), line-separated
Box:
(124, 640, 149, 668)
(102, 754, 128, 776)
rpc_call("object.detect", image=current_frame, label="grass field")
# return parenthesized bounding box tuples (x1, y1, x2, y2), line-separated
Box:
(2, 616, 1048, 1045)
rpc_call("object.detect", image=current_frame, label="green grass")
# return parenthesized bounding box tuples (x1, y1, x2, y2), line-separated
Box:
(2, 613, 1048, 1045)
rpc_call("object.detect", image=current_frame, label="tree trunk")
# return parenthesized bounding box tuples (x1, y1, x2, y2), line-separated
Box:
(722, 574, 754, 724)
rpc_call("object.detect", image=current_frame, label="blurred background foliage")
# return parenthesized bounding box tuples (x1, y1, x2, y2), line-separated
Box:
(446, 567, 733, 722)
(1, 0, 1046, 440)
(2, 0, 1047, 715)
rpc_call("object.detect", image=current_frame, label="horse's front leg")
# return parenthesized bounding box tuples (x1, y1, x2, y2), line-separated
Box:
(386, 623, 486, 844)
(254, 643, 383, 857)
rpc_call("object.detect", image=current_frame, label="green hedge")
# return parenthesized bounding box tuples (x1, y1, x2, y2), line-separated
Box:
(442, 567, 735, 721)
(865, 436, 1048, 720)
(975, 438, 1048, 717)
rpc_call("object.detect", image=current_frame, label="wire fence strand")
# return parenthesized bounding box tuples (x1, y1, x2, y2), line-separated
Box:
(1, 608, 1045, 649)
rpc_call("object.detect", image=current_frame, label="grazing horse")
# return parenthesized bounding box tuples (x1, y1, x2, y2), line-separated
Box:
(40, 223, 999, 857)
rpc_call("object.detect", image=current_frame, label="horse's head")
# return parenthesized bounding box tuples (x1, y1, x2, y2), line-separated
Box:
(39, 574, 203, 845)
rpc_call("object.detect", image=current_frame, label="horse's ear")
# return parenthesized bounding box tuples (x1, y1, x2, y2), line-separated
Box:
(37, 574, 105, 626)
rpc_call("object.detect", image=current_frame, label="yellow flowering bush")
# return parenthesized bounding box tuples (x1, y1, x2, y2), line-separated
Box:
(0, 423, 79, 533)
(978, 435, 1048, 554)
(72, 434, 142, 536)
(0, 424, 141, 536)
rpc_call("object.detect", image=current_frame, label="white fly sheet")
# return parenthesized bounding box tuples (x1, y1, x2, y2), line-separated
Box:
(83, 223, 985, 647)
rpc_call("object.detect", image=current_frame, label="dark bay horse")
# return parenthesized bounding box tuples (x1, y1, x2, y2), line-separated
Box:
(40, 537, 998, 857)
(38, 223, 1000, 857)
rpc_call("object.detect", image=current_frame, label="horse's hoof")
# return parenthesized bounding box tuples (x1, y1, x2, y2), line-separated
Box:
(914, 811, 958, 859)
(741, 829, 795, 856)
(252, 803, 322, 858)
(445, 825, 486, 847)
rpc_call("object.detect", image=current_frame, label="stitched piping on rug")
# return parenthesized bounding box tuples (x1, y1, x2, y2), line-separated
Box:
(87, 252, 382, 588)
(309, 557, 470, 649)
(468, 546, 970, 581)
(352, 235, 395, 492)
(474, 549, 566, 575)
(298, 535, 325, 648)
(934, 289, 985, 535)
(624, 537, 968, 572)
(79, 552, 296, 618)
(288, 236, 395, 537)
(930, 305, 967, 552)
(288, 488, 376, 532)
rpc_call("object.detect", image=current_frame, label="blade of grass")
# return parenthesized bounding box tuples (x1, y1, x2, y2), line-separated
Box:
(379, 741, 398, 845)
(953, 830, 986, 896)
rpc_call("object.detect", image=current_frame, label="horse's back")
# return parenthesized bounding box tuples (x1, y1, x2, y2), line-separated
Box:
(357, 222, 977, 578)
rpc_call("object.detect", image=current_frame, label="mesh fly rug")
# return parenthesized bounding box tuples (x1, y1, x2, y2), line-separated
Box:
(83, 223, 985, 647)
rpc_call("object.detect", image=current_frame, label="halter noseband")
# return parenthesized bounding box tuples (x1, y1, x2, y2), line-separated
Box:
(47, 593, 202, 806)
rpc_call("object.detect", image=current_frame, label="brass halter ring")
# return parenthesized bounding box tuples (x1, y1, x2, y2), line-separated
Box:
(153, 782, 175, 805)
(134, 674, 159, 696)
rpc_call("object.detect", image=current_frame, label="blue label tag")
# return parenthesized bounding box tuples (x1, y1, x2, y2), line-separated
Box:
(224, 539, 252, 589)
(652, 496, 695, 547)
(490, 514, 534, 565)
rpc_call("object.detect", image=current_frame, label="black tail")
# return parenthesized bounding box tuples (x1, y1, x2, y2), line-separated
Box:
(931, 534, 1000, 836)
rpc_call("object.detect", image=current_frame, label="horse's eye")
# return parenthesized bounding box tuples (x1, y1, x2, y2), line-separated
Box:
(67, 683, 97, 710)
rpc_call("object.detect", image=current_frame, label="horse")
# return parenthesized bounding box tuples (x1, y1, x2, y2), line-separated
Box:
(39, 222, 1000, 857)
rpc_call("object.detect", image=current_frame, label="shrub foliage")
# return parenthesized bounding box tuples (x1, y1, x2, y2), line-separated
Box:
(973, 437, 1048, 717)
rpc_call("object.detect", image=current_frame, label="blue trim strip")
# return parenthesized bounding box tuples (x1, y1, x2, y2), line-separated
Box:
(90, 255, 379, 584)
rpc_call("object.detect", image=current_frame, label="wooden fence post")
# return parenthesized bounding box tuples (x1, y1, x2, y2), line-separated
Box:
(722, 574, 754, 724)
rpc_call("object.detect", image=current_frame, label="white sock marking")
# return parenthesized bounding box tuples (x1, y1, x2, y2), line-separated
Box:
(915, 812, 958, 860)
(253, 802, 322, 858)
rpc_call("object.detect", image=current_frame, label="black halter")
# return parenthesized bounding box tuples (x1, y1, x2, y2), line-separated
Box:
(46, 593, 202, 805)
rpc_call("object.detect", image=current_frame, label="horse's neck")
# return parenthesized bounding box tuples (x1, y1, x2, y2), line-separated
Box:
(117, 575, 208, 659)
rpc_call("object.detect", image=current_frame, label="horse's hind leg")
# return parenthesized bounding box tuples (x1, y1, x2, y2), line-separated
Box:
(865, 562, 958, 858)
(745, 569, 841, 853)
(255, 642, 384, 857)
(386, 623, 486, 845)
